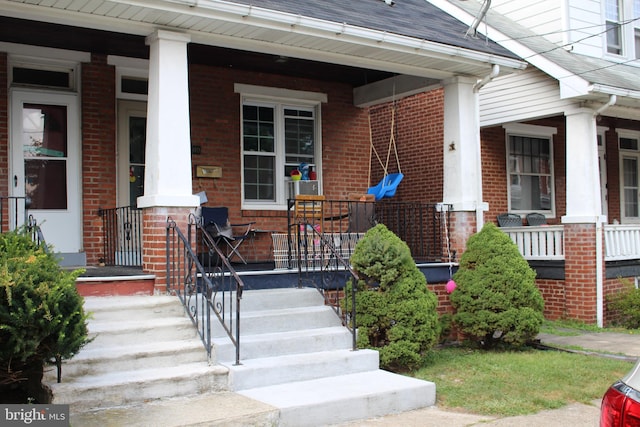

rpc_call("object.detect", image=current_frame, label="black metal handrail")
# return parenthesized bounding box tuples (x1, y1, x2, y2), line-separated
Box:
(166, 215, 243, 365)
(291, 199, 360, 350)
(26, 214, 47, 252)
(98, 205, 142, 266)
(0, 196, 31, 233)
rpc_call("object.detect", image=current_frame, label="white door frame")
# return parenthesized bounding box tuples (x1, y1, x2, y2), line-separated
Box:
(9, 88, 82, 254)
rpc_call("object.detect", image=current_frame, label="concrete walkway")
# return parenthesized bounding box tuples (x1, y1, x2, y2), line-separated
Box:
(70, 331, 639, 426)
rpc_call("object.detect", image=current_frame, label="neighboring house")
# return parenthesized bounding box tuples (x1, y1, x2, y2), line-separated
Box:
(429, 0, 640, 326)
(0, 2, 524, 286)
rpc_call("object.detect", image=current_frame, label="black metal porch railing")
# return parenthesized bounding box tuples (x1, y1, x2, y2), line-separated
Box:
(286, 199, 453, 266)
(166, 215, 243, 365)
(98, 205, 142, 266)
(374, 201, 453, 262)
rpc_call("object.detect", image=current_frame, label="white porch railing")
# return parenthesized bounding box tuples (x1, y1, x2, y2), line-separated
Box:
(501, 224, 640, 262)
(501, 226, 565, 260)
(604, 224, 640, 261)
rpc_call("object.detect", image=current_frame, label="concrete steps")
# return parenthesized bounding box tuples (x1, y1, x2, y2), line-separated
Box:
(218, 287, 436, 426)
(49, 287, 436, 425)
(45, 295, 228, 413)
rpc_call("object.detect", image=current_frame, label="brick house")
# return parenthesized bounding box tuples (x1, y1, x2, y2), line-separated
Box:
(0, 1, 524, 287)
(429, 0, 640, 326)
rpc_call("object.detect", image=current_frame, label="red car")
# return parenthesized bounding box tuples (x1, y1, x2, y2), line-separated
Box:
(601, 359, 640, 426)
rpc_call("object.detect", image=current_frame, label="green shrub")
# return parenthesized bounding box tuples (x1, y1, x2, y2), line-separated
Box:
(0, 230, 89, 402)
(607, 278, 640, 329)
(450, 222, 544, 349)
(345, 224, 439, 372)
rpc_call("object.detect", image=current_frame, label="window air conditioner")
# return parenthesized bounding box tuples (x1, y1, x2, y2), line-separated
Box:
(288, 180, 319, 199)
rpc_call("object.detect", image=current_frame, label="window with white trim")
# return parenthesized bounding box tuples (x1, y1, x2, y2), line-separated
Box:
(504, 124, 556, 214)
(236, 84, 325, 210)
(604, 0, 640, 59)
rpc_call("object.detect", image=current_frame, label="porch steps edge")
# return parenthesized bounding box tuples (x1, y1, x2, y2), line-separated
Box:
(50, 363, 229, 412)
(223, 348, 380, 391)
(238, 370, 436, 427)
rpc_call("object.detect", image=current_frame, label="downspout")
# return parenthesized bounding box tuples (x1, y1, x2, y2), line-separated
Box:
(593, 94, 616, 327)
(472, 64, 500, 229)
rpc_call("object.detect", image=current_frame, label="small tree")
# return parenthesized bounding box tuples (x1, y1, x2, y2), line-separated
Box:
(607, 278, 640, 329)
(0, 230, 89, 402)
(346, 224, 439, 371)
(450, 222, 544, 349)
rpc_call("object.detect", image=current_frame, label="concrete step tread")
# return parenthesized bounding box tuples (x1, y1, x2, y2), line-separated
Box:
(226, 348, 376, 369)
(70, 339, 205, 361)
(238, 370, 434, 409)
(219, 326, 350, 345)
(242, 304, 333, 318)
(51, 363, 228, 390)
(84, 295, 179, 311)
(88, 316, 190, 334)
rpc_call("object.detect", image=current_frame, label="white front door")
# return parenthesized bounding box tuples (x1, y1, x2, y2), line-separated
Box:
(10, 89, 82, 258)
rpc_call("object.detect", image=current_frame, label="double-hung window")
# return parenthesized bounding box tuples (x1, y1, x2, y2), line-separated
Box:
(606, 0, 623, 55)
(504, 124, 556, 214)
(604, 0, 640, 58)
(236, 84, 325, 210)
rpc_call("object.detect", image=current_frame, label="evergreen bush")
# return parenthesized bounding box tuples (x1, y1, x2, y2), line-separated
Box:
(345, 224, 439, 371)
(0, 230, 89, 402)
(450, 222, 544, 349)
(607, 278, 640, 329)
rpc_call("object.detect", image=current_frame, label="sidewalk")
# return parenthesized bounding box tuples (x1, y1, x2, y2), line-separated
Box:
(333, 331, 640, 427)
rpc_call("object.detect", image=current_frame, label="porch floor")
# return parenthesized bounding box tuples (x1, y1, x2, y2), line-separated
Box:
(73, 262, 277, 278)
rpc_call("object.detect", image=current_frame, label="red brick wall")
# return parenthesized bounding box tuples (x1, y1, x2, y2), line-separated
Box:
(143, 207, 192, 291)
(368, 89, 445, 203)
(81, 54, 117, 264)
(563, 223, 598, 322)
(0, 53, 7, 231)
(536, 279, 566, 319)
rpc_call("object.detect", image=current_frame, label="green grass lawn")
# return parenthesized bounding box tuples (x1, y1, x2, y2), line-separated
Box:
(412, 345, 634, 417)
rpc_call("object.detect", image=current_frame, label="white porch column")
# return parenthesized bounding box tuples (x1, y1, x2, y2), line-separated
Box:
(562, 108, 605, 224)
(138, 30, 199, 208)
(442, 76, 487, 216)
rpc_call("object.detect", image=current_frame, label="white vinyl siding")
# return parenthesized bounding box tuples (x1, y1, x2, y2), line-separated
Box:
(479, 68, 573, 127)
(490, 0, 564, 44)
(566, 0, 606, 57)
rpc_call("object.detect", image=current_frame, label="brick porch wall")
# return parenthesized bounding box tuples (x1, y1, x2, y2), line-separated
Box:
(142, 207, 193, 292)
(563, 223, 599, 322)
(81, 54, 117, 265)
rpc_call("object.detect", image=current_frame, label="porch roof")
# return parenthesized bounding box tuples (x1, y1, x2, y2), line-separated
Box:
(432, 0, 640, 110)
(1, 0, 526, 90)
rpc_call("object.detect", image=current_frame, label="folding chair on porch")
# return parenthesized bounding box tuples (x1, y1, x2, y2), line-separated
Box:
(201, 207, 255, 264)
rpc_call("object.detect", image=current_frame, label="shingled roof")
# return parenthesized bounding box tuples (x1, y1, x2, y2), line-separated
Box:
(228, 0, 518, 59)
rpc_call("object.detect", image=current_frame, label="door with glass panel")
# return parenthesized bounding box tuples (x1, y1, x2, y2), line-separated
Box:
(115, 101, 146, 265)
(10, 90, 82, 255)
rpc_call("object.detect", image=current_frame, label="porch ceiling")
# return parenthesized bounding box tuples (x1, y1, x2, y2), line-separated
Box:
(1, 0, 526, 87)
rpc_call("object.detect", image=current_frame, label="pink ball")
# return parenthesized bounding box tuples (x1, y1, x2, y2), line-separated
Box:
(445, 280, 457, 294)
